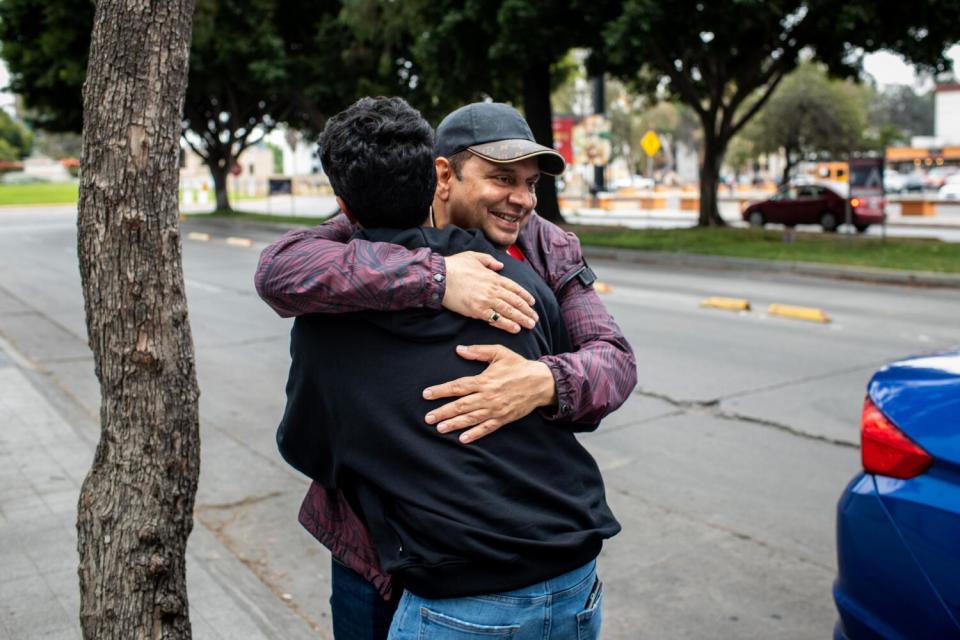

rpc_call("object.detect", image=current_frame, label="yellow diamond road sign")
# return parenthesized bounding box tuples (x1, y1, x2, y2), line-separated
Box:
(640, 130, 661, 157)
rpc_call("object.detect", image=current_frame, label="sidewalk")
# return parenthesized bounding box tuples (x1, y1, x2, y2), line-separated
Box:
(0, 339, 319, 639)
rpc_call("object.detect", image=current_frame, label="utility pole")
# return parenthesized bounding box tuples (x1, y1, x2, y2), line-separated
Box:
(591, 75, 605, 193)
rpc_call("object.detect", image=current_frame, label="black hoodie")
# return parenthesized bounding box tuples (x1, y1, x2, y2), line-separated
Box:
(277, 225, 620, 598)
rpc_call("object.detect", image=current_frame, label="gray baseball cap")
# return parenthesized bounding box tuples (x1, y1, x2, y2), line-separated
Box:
(435, 103, 566, 176)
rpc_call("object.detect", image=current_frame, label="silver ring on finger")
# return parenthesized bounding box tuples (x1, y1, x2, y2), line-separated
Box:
(488, 309, 500, 323)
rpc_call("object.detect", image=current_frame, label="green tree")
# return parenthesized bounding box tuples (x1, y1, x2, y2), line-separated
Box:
(0, 110, 33, 160)
(747, 63, 864, 185)
(725, 132, 756, 184)
(866, 84, 934, 148)
(590, 0, 960, 226)
(392, 0, 604, 221)
(0, 0, 381, 210)
(0, 0, 89, 132)
(34, 130, 82, 160)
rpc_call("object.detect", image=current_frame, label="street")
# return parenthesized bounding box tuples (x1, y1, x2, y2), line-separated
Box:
(1, 206, 958, 639)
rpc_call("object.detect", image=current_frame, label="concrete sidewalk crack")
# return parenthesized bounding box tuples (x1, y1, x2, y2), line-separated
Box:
(632, 387, 858, 448)
(194, 493, 324, 634)
(717, 361, 887, 402)
(633, 387, 720, 411)
(715, 411, 858, 449)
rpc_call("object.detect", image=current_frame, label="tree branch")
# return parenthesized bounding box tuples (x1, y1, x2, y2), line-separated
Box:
(728, 68, 789, 137)
(181, 134, 209, 162)
(649, 44, 707, 118)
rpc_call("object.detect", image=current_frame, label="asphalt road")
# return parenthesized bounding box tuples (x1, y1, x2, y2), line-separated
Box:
(227, 194, 960, 242)
(1, 206, 958, 639)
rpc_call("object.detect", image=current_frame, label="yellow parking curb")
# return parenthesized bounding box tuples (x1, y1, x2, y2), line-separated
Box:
(226, 236, 254, 248)
(594, 281, 613, 294)
(767, 303, 831, 323)
(700, 297, 751, 312)
(187, 232, 211, 242)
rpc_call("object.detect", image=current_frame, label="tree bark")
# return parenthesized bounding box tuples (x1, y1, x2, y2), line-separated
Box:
(522, 61, 563, 223)
(76, 0, 200, 638)
(698, 130, 727, 226)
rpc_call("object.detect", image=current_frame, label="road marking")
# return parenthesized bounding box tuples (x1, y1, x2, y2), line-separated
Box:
(700, 297, 751, 312)
(188, 232, 211, 242)
(767, 303, 831, 324)
(225, 236, 254, 248)
(0, 334, 38, 370)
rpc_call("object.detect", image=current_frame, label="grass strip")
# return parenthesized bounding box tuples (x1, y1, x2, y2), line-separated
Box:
(0, 183, 266, 207)
(570, 226, 960, 274)
(0, 182, 79, 206)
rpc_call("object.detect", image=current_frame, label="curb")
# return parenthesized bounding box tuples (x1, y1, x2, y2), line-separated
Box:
(767, 303, 831, 324)
(700, 297, 751, 312)
(582, 246, 960, 289)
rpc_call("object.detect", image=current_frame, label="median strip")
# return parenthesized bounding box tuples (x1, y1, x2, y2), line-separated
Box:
(700, 297, 751, 312)
(767, 303, 831, 324)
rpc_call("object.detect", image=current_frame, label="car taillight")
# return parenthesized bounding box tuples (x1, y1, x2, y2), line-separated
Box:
(861, 396, 932, 479)
(850, 197, 861, 208)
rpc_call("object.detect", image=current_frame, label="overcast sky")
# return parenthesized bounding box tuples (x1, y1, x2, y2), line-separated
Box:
(2, 45, 959, 118)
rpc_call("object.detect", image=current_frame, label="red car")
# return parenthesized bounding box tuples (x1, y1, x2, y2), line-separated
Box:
(742, 184, 884, 233)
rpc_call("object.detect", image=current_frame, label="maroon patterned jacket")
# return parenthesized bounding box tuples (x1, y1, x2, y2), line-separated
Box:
(255, 212, 636, 598)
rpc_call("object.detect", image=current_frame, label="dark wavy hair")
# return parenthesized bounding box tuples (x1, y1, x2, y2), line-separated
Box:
(319, 97, 435, 229)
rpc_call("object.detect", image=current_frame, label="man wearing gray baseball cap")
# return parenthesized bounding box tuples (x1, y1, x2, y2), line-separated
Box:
(435, 102, 567, 177)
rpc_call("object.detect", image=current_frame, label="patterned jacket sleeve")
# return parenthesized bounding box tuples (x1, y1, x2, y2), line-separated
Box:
(254, 213, 447, 318)
(520, 215, 637, 426)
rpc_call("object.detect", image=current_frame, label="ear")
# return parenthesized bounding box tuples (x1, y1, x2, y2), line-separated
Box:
(434, 157, 453, 202)
(336, 196, 359, 226)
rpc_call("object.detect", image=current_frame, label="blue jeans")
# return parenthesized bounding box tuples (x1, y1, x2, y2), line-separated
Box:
(387, 561, 603, 640)
(330, 557, 400, 640)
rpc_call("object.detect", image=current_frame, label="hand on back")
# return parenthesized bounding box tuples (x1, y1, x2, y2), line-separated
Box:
(442, 251, 538, 333)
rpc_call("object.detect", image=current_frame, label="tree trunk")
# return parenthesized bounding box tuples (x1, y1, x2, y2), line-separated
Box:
(76, 0, 200, 638)
(698, 132, 727, 227)
(780, 145, 796, 187)
(209, 159, 231, 211)
(522, 61, 563, 223)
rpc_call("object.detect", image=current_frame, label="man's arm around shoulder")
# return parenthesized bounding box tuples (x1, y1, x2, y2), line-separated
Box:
(254, 213, 445, 318)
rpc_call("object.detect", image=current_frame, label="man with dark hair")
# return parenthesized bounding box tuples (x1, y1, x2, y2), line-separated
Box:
(276, 96, 620, 639)
(318, 96, 436, 230)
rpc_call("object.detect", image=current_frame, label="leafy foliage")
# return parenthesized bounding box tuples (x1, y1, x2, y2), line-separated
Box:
(0, 109, 33, 160)
(0, 0, 396, 209)
(866, 84, 934, 148)
(0, 0, 91, 132)
(746, 63, 864, 184)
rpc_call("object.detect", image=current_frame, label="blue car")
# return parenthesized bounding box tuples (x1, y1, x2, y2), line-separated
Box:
(834, 349, 960, 639)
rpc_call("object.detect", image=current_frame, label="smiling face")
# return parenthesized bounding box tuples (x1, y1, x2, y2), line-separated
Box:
(435, 153, 540, 248)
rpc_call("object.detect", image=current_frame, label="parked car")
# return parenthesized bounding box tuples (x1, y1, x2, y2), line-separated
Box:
(922, 166, 958, 190)
(742, 184, 884, 232)
(610, 175, 655, 190)
(902, 171, 926, 193)
(940, 175, 960, 200)
(883, 170, 907, 194)
(833, 349, 960, 640)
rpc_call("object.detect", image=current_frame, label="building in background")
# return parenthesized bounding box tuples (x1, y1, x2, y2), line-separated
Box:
(885, 83, 960, 171)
